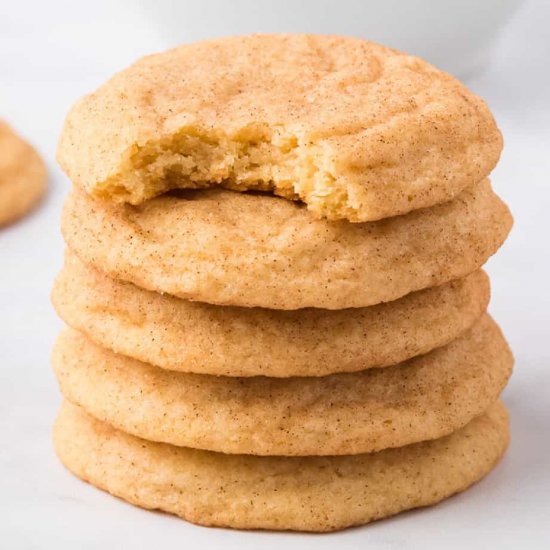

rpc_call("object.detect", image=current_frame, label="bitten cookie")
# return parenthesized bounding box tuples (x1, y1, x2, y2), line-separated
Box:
(57, 34, 502, 222)
(61, 180, 511, 309)
(0, 121, 46, 226)
(53, 316, 513, 456)
(54, 400, 509, 532)
(53, 252, 490, 377)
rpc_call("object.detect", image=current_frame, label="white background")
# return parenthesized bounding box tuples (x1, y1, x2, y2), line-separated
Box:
(1, 1, 549, 548)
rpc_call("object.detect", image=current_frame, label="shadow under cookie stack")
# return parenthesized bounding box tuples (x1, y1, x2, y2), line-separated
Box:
(51, 35, 513, 532)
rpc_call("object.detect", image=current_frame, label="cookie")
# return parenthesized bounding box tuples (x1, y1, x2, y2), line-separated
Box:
(54, 400, 509, 532)
(0, 121, 46, 226)
(53, 316, 512, 456)
(61, 180, 511, 309)
(52, 252, 490, 377)
(57, 34, 501, 222)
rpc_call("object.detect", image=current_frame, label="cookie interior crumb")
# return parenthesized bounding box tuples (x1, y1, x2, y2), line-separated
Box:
(95, 125, 361, 220)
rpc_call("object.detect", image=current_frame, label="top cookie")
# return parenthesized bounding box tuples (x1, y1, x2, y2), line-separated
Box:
(57, 34, 501, 222)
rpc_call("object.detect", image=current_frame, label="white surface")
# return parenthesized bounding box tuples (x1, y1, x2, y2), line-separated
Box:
(0, 1, 549, 548)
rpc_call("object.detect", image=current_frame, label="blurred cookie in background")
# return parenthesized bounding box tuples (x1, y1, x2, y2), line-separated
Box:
(0, 120, 46, 227)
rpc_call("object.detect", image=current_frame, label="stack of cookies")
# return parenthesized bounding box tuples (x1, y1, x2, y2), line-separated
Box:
(51, 35, 513, 532)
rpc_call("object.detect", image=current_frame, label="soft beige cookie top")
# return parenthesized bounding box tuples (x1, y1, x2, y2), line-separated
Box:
(57, 34, 502, 222)
(54, 401, 509, 531)
(53, 316, 513, 456)
(62, 180, 511, 309)
(53, 252, 490, 377)
(0, 121, 46, 226)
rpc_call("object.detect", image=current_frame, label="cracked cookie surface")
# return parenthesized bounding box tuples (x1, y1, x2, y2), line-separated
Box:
(62, 180, 512, 309)
(57, 34, 501, 222)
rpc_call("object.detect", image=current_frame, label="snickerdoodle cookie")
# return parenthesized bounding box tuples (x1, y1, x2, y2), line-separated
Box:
(54, 400, 509, 532)
(57, 34, 501, 222)
(0, 121, 46, 226)
(53, 316, 512, 456)
(61, 180, 511, 309)
(52, 252, 490, 377)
